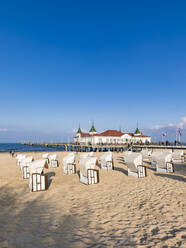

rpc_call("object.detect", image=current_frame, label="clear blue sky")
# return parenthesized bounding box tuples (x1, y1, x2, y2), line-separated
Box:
(0, 0, 186, 142)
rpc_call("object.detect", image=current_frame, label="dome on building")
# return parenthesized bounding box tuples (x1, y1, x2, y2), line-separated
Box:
(89, 124, 97, 133)
(134, 127, 140, 135)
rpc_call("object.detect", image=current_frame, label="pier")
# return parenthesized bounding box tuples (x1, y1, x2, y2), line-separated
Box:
(21, 142, 186, 152)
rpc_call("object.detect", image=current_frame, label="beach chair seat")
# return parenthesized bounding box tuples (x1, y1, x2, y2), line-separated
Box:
(79, 157, 99, 184)
(128, 165, 146, 178)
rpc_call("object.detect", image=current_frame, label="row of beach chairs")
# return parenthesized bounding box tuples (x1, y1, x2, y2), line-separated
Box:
(15, 149, 185, 191)
(16, 153, 59, 192)
(62, 151, 114, 184)
(15, 152, 114, 191)
(123, 149, 185, 178)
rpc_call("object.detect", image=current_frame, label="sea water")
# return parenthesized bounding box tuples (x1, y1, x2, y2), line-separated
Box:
(0, 143, 66, 153)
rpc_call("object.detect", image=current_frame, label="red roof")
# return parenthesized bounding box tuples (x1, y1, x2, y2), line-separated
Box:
(100, 130, 124, 137)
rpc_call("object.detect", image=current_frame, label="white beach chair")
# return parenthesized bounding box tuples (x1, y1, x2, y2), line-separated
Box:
(141, 149, 152, 163)
(49, 154, 58, 168)
(42, 153, 49, 165)
(100, 152, 114, 170)
(17, 155, 27, 169)
(20, 156, 34, 179)
(151, 152, 173, 173)
(79, 157, 99, 185)
(16, 154, 24, 161)
(172, 150, 184, 163)
(63, 153, 76, 174)
(125, 153, 146, 178)
(29, 159, 48, 192)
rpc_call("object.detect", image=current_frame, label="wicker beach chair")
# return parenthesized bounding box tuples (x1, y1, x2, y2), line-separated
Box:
(172, 150, 184, 163)
(29, 159, 48, 192)
(151, 152, 174, 173)
(125, 153, 146, 178)
(100, 152, 114, 170)
(20, 156, 34, 179)
(63, 153, 76, 174)
(79, 157, 99, 185)
(49, 154, 58, 168)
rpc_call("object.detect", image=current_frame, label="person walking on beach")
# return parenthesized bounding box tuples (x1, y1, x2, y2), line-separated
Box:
(11, 150, 15, 157)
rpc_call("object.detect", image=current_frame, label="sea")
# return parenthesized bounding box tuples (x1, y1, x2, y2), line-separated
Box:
(0, 143, 66, 153)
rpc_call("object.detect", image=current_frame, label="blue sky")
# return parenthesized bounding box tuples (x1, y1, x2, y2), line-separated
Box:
(0, 0, 186, 142)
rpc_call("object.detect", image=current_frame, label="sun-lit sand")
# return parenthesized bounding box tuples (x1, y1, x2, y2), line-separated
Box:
(0, 151, 186, 247)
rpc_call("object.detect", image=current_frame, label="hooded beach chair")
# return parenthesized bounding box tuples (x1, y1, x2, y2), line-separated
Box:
(141, 149, 152, 163)
(49, 154, 58, 168)
(79, 157, 99, 184)
(125, 153, 146, 178)
(151, 152, 173, 173)
(172, 150, 184, 163)
(17, 155, 27, 169)
(42, 153, 49, 165)
(63, 153, 76, 174)
(100, 152, 114, 170)
(29, 159, 48, 192)
(20, 156, 34, 179)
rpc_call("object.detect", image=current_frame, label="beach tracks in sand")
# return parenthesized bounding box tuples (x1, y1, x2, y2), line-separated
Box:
(0, 152, 186, 247)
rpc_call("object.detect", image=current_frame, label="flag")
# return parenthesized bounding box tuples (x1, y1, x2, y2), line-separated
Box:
(162, 133, 166, 137)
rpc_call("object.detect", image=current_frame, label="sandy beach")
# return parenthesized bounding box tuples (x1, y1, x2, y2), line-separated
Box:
(0, 151, 186, 248)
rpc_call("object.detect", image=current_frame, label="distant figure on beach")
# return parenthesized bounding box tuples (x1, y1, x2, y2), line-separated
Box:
(11, 150, 15, 157)
(9, 150, 12, 155)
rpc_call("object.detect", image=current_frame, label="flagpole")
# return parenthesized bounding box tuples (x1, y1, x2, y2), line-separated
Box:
(179, 128, 181, 144)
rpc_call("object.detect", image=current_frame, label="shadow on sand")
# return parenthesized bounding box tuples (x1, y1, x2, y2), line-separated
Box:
(114, 166, 128, 176)
(0, 184, 137, 248)
(45, 172, 56, 188)
(155, 173, 186, 183)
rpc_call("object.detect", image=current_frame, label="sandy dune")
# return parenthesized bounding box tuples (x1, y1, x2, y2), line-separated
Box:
(0, 151, 186, 248)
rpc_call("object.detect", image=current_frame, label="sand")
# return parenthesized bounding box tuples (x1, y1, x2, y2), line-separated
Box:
(0, 151, 186, 248)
